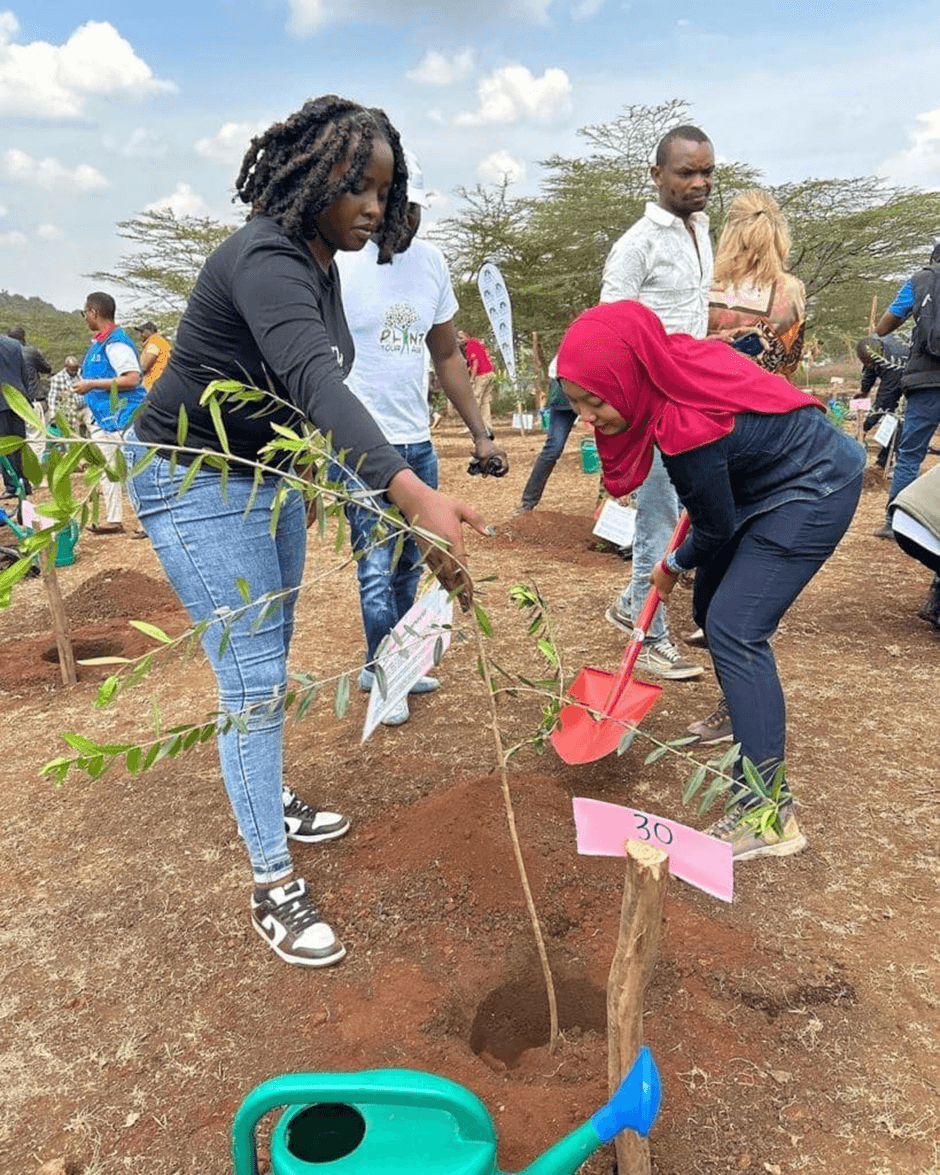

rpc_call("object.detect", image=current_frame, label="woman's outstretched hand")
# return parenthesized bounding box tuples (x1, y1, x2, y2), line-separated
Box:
(388, 469, 490, 610)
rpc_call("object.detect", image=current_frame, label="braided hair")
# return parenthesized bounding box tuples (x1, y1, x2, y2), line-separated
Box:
(234, 95, 409, 263)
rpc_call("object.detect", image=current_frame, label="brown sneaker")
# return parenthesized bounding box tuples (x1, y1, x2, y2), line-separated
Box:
(705, 803, 807, 861)
(251, 878, 346, 967)
(872, 523, 895, 539)
(686, 696, 733, 743)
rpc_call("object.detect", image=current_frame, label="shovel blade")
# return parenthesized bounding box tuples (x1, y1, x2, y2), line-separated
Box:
(551, 667, 662, 765)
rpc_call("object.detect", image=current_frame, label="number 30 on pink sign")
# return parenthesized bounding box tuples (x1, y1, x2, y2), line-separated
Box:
(572, 797, 733, 902)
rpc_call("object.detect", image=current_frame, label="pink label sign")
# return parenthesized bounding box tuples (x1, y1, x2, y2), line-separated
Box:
(572, 797, 733, 902)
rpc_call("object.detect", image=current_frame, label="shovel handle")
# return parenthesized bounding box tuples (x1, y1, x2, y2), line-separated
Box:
(601, 511, 690, 709)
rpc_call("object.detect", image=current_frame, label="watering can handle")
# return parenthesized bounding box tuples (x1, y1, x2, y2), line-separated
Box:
(601, 511, 690, 709)
(231, 1069, 495, 1175)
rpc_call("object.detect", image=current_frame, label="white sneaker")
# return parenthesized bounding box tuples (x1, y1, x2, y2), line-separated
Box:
(251, 878, 346, 967)
(282, 787, 350, 843)
(635, 635, 705, 681)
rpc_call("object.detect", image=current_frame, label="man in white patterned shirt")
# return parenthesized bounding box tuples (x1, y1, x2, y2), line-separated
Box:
(600, 124, 714, 680)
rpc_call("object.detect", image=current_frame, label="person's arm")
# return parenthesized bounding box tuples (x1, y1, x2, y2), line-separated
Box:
(427, 321, 508, 471)
(656, 436, 738, 589)
(140, 342, 159, 375)
(33, 349, 52, 376)
(875, 279, 914, 335)
(600, 234, 646, 304)
(73, 370, 140, 395)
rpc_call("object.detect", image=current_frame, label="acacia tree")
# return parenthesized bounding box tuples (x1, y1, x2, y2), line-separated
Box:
(88, 208, 237, 330)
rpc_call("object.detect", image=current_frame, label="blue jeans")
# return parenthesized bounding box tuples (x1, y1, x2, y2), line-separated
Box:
(125, 435, 305, 884)
(616, 450, 679, 642)
(887, 389, 940, 517)
(332, 441, 438, 666)
(692, 476, 862, 797)
(520, 405, 577, 509)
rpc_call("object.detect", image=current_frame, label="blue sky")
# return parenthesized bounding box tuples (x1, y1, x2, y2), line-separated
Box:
(2, 0, 940, 314)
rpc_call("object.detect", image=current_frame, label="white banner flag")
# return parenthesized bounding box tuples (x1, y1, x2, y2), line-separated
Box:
(477, 261, 516, 385)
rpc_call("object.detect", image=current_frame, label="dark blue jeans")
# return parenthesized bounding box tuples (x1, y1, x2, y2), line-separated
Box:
(692, 476, 862, 798)
(887, 389, 940, 517)
(520, 405, 577, 509)
(332, 441, 439, 666)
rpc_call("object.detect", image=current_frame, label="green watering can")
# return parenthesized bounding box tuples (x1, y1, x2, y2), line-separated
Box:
(232, 1047, 660, 1175)
(0, 507, 79, 567)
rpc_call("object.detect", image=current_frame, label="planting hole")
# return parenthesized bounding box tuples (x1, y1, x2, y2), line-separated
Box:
(470, 969, 606, 1068)
(41, 638, 124, 663)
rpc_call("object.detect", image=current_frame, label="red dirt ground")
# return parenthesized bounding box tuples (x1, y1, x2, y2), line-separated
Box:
(1, 421, 938, 1175)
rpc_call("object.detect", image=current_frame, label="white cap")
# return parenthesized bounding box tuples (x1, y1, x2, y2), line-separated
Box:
(403, 147, 430, 209)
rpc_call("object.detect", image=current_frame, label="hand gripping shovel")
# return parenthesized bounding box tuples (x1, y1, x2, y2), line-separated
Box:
(551, 512, 690, 765)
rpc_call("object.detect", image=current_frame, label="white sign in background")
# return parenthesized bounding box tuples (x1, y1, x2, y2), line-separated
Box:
(477, 262, 516, 385)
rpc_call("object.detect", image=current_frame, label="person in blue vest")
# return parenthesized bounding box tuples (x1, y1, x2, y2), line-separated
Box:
(74, 291, 146, 534)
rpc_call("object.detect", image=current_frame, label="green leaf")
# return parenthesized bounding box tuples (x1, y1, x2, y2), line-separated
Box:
(616, 727, 639, 755)
(61, 732, 104, 754)
(207, 396, 230, 454)
(128, 620, 173, 643)
(235, 576, 252, 604)
(176, 404, 189, 446)
(177, 453, 206, 495)
(473, 603, 493, 637)
(334, 672, 350, 718)
(643, 743, 670, 764)
(682, 762, 708, 804)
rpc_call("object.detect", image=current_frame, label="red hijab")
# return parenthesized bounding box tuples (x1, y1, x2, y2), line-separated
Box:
(556, 301, 822, 496)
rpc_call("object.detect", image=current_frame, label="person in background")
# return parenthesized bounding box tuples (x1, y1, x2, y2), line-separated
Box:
(335, 149, 507, 726)
(687, 190, 808, 744)
(599, 124, 715, 682)
(889, 463, 940, 628)
(127, 95, 489, 969)
(856, 333, 908, 469)
(8, 326, 51, 463)
(47, 355, 85, 435)
(558, 301, 865, 861)
(873, 242, 940, 537)
(457, 329, 495, 433)
(136, 321, 172, 391)
(516, 357, 579, 514)
(708, 190, 806, 379)
(0, 334, 32, 498)
(74, 292, 146, 534)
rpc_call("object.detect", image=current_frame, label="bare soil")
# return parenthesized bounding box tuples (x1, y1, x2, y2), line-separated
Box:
(1, 419, 938, 1175)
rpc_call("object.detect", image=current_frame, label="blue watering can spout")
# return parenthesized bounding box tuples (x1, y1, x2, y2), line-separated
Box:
(516, 1047, 661, 1175)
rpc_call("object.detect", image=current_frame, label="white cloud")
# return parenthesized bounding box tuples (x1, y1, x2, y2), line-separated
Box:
(195, 121, 267, 165)
(0, 230, 27, 248)
(407, 48, 475, 86)
(878, 108, 940, 189)
(477, 150, 527, 185)
(456, 65, 572, 126)
(1, 149, 110, 193)
(144, 183, 211, 218)
(0, 202, 7, 217)
(570, 0, 603, 17)
(285, 0, 550, 35)
(0, 16, 175, 119)
(36, 223, 64, 241)
(121, 128, 169, 159)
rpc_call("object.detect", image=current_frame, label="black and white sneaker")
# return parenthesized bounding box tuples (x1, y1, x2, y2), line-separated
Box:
(251, 878, 346, 967)
(283, 786, 350, 843)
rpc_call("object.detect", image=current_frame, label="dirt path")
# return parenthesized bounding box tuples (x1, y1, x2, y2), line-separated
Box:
(1, 421, 938, 1175)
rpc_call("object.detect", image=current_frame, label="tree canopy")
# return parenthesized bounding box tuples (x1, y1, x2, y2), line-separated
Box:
(429, 100, 940, 364)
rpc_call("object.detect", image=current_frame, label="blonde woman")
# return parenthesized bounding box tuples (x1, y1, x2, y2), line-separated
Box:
(708, 190, 806, 380)
(690, 191, 808, 745)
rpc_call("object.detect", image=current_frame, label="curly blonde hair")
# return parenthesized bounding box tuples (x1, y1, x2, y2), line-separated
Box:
(712, 190, 792, 289)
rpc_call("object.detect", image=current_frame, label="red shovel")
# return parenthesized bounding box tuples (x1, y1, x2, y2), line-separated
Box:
(551, 512, 691, 765)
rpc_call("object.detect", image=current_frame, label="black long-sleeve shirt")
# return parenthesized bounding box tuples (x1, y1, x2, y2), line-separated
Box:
(136, 215, 408, 491)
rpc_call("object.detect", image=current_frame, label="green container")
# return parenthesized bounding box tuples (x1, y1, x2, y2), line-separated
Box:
(579, 437, 601, 474)
(232, 1052, 660, 1175)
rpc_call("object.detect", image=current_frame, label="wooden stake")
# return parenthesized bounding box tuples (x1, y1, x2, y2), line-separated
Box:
(42, 550, 77, 685)
(607, 839, 669, 1175)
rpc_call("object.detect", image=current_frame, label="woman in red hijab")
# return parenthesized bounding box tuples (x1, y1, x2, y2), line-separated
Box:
(557, 301, 865, 861)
